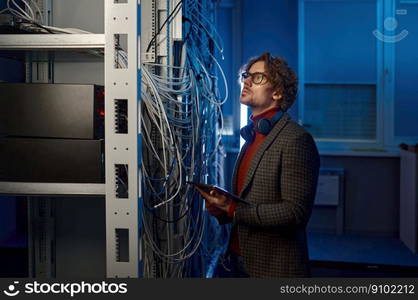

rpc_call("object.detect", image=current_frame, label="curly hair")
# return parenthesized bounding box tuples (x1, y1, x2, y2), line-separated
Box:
(243, 52, 298, 111)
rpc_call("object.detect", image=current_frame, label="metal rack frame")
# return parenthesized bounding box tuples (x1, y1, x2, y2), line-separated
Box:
(104, 0, 141, 278)
(0, 0, 142, 278)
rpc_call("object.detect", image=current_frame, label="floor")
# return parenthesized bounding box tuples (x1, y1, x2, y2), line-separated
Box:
(2, 232, 418, 278)
(308, 232, 418, 277)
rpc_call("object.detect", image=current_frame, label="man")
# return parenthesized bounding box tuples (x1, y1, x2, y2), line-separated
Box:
(197, 52, 320, 278)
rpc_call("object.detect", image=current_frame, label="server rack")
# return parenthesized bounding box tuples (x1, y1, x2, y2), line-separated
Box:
(0, 0, 223, 278)
(0, 0, 141, 278)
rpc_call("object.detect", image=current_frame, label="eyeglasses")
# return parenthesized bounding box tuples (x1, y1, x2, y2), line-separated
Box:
(240, 71, 269, 85)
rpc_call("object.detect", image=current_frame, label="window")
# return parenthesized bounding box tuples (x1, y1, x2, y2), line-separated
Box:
(299, 0, 418, 151)
(304, 84, 376, 140)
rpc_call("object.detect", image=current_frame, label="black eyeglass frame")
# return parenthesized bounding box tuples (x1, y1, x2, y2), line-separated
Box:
(240, 71, 269, 85)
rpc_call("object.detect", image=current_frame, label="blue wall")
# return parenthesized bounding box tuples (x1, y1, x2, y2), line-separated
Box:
(242, 0, 299, 117)
(216, 0, 299, 141)
(242, 0, 298, 67)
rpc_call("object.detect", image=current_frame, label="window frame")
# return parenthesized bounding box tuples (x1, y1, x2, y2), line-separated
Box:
(297, 0, 412, 152)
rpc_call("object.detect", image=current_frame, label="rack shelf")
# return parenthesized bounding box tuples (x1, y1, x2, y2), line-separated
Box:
(0, 34, 105, 50)
(0, 182, 105, 196)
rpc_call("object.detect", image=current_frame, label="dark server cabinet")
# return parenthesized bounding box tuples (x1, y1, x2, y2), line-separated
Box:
(0, 83, 104, 139)
(0, 138, 104, 183)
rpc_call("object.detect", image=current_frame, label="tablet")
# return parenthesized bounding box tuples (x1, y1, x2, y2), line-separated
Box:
(187, 181, 251, 205)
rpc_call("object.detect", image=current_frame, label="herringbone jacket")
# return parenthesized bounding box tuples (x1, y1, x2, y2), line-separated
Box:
(232, 112, 320, 278)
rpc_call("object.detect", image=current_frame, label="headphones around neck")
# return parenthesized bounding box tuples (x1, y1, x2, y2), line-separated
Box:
(240, 110, 284, 143)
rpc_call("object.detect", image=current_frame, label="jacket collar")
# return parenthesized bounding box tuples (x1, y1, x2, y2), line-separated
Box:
(233, 112, 291, 197)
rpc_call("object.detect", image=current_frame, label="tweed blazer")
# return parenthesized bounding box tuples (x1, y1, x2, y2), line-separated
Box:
(231, 112, 320, 278)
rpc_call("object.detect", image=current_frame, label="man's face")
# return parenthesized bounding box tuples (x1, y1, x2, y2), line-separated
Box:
(239, 61, 280, 115)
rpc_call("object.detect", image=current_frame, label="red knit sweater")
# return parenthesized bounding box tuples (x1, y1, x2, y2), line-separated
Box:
(228, 107, 280, 255)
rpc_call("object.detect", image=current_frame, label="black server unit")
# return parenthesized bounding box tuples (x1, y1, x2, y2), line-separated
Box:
(0, 83, 104, 139)
(0, 83, 105, 183)
(0, 138, 104, 183)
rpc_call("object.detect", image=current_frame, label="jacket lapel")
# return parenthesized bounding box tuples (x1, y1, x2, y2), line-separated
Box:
(238, 112, 291, 197)
(232, 142, 249, 195)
